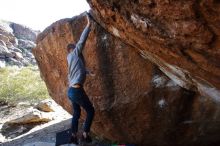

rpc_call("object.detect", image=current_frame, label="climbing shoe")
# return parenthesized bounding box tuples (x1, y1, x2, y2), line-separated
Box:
(81, 133, 92, 143)
(69, 135, 78, 144)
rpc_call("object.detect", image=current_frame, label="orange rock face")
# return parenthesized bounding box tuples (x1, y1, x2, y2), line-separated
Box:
(33, 14, 220, 145)
(87, 0, 220, 101)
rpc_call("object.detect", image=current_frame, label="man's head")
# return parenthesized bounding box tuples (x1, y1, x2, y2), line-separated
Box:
(67, 43, 75, 53)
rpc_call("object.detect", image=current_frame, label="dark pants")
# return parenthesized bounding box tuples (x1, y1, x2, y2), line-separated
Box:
(67, 87, 95, 134)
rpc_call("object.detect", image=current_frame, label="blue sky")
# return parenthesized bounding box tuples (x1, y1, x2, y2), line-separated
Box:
(0, 0, 90, 31)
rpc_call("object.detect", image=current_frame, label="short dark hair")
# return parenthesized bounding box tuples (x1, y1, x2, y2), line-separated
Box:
(67, 43, 75, 52)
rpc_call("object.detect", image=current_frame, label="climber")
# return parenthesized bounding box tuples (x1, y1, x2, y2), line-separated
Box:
(66, 12, 95, 144)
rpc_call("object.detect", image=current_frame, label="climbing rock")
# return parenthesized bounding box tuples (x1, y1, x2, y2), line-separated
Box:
(87, 0, 220, 101)
(33, 14, 220, 145)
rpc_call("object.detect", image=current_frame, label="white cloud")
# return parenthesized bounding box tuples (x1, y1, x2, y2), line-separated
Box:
(0, 0, 90, 30)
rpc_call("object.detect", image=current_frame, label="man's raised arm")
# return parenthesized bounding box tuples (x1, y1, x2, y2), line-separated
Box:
(74, 14, 91, 56)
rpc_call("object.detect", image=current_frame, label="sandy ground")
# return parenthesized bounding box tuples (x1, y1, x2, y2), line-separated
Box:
(0, 101, 110, 146)
(1, 118, 71, 146)
(0, 100, 72, 146)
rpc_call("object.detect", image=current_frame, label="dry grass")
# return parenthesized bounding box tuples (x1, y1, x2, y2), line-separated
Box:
(0, 66, 50, 104)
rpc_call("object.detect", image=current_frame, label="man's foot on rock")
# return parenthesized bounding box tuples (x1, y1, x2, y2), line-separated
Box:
(81, 132, 92, 143)
(69, 134, 78, 144)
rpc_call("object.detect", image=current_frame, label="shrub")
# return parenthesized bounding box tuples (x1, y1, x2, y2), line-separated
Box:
(0, 66, 50, 104)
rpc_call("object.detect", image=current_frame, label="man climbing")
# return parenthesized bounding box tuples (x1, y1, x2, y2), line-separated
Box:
(67, 13, 95, 144)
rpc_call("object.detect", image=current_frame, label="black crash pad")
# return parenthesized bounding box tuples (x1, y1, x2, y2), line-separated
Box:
(56, 129, 136, 146)
(56, 129, 72, 146)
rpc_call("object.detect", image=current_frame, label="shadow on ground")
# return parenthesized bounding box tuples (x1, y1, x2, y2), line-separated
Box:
(1, 119, 112, 146)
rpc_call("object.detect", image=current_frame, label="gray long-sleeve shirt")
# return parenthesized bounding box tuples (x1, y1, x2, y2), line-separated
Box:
(67, 26, 91, 87)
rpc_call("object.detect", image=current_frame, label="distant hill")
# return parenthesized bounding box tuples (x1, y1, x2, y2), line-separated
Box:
(0, 20, 40, 67)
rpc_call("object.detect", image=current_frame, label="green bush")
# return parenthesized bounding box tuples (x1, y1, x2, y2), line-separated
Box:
(0, 66, 50, 104)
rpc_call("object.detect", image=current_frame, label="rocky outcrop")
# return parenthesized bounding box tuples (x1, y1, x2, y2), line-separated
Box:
(0, 99, 71, 141)
(6, 109, 53, 124)
(10, 23, 39, 42)
(86, 0, 220, 102)
(0, 20, 39, 67)
(33, 14, 220, 145)
(36, 99, 55, 112)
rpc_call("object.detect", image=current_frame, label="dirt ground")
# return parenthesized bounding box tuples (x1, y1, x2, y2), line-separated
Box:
(0, 101, 110, 146)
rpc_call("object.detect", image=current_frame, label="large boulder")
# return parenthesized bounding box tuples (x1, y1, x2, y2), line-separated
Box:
(87, 0, 220, 101)
(33, 14, 220, 145)
(6, 109, 53, 125)
(36, 99, 55, 112)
